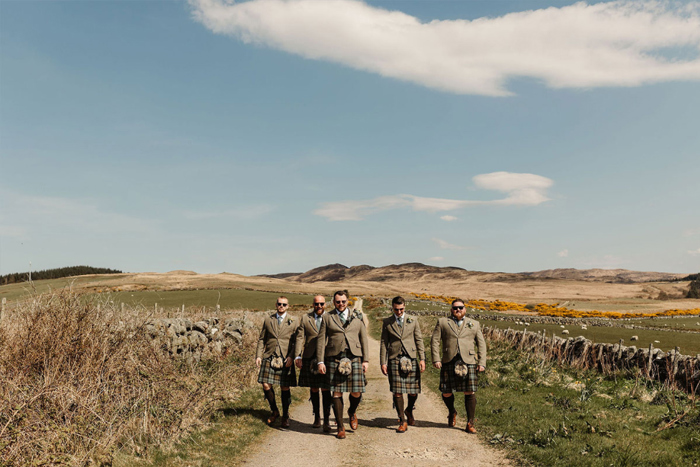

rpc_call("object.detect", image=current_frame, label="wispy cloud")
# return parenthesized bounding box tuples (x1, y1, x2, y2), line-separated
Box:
(688, 248, 700, 256)
(429, 256, 444, 262)
(191, 0, 700, 96)
(433, 238, 465, 251)
(314, 172, 553, 221)
(683, 228, 700, 237)
(440, 215, 457, 222)
(558, 249, 569, 258)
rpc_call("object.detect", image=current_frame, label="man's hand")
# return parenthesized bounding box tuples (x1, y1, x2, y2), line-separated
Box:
(419, 360, 426, 372)
(295, 358, 303, 369)
(255, 357, 262, 368)
(433, 361, 442, 369)
(477, 365, 486, 372)
(380, 364, 388, 376)
(362, 362, 369, 373)
(318, 362, 326, 375)
(285, 357, 293, 368)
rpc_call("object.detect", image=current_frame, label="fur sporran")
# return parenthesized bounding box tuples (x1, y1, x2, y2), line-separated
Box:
(337, 357, 353, 376)
(399, 356, 412, 374)
(270, 356, 284, 370)
(454, 361, 469, 378)
(310, 357, 319, 375)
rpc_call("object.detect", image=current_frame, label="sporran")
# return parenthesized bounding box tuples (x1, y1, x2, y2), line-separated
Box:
(337, 357, 353, 376)
(310, 357, 319, 375)
(454, 360, 469, 378)
(399, 356, 412, 374)
(270, 356, 284, 370)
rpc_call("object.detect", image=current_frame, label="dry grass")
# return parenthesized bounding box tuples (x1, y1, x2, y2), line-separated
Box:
(0, 290, 261, 466)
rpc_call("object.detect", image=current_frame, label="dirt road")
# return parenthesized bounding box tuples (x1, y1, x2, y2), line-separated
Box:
(240, 336, 510, 466)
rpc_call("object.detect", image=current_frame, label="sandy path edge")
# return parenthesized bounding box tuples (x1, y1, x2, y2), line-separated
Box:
(240, 336, 510, 466)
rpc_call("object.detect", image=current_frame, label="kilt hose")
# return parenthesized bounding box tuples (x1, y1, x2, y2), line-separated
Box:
(387, 357, 421, 394)
(257, 356, 297, 387)
(298, 357, 330, 389)
(439, 358, 478, 393)
(327, 350, 366, 393)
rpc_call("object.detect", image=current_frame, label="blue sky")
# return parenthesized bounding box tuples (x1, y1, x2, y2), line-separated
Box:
(1, 0, 699, 276)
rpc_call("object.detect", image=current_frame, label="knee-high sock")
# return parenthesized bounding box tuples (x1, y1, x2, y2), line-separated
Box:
(310, 390, 320, 417)
(281, 389, 291, 417)
(321, 390, 332, 421)
(442, 394, 456, 414)
(332, 397, 344, 429)
(394, 394, 405, 422)
(264, 388, 278, 414)
(348, 394, 362, 415)
(406, 394, 418, 413)
(465, 394, 476, 422)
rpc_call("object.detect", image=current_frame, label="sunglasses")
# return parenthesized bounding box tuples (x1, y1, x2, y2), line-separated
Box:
(314, 302, 326, 306)
(276, 303, 289, 307)
(393, 307, 405, 312)
(452, 306, 465, 310)
(335, 300, 348, 304)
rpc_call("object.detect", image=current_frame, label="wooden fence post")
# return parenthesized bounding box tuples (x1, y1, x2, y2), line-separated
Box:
(647, 343, 654, 378)
(0, 297, 5, 324)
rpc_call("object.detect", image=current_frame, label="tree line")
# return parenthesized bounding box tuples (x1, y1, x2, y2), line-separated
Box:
(0, 266, 122, 285)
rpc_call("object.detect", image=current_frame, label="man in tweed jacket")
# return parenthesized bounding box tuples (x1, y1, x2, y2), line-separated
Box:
(294, 295, 332, 431)
(255, 296, 298, 428)
(317, 290, 369, 439)
(431, 298, 486, 433)
(380, 296, 425, 433)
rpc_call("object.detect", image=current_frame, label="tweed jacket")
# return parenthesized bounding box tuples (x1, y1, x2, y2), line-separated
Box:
(316, 309, 369, 363)
(294, 311, 324, 359)
(255, 313, 298, 360)
(379, 314, 426, 365)
(431, 316, 487, 367)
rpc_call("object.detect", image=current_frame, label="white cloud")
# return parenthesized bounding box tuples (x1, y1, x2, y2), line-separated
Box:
(683, 228, 700, 237)
(190, 0, 700, 96)
(429, 256, 445, 262)
(433, 238, 465, 251)
(440, 215, 458, 222)
(558, 249, 569, 257)
(314, 171, 553, 220)
(688, 248, 700, 256)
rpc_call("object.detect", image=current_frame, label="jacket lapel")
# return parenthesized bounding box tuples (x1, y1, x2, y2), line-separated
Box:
(331, 311, 344, 332)
(271, 314, 279, 337)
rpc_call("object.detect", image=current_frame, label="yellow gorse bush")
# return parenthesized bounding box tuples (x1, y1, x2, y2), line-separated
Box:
(410, 293, 700, 319)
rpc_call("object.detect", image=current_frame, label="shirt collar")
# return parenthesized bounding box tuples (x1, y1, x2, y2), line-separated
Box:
(276, 312, 287, 320)
(394, 314, 403, 321)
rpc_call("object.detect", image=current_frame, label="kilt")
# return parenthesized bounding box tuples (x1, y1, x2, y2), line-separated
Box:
(327, 351, 366, 393)
(387, 357, 421, 394)
(298, 357, 329, 389)
(439, 359, 478, 393)
(257, 357, 297, 387)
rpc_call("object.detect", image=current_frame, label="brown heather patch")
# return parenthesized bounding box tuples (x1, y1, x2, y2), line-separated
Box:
(0, 291, 261, 466)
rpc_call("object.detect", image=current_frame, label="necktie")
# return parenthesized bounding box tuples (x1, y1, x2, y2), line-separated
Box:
(278, 315, 283, 325)
(340, 313, 346, 324)
(397, 317, 403, 327)
(316, 317, 321, 329)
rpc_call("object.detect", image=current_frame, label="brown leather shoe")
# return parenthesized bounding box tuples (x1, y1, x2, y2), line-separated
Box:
(336, 427, 346, 439)
(323, 422, 332, 433)
(405, 409, 415, 426)
(396, 422, 408, 433)
(281, 416, 290, 428)
(313, 416, 322, 428)
(447, 412, 457, 427)
(267, 411, 280, 426)
(349, 413, 359, 430)
(466, 421, 477, 433)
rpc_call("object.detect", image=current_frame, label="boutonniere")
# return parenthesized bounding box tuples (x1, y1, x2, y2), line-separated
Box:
(467, 320, 474, 329)
(406, 317, 413, 324)
(353, 311, 363, 321)
(287, 318, 294, 325)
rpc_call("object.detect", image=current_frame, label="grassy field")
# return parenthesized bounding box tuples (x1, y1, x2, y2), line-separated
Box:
(367, 308, 700, 467)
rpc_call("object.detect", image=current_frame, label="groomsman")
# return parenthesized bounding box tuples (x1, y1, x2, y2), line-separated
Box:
(431, 299, 486, 433)
(295, 295, 333, 431)
(380, 296, 426, 433)
(317, 291, 369, 439)
(255, 296, 298, 428)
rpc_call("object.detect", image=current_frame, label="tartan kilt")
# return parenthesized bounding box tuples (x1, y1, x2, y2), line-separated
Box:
(439, 359, 478, 393)
(298, 357, 329, 389)
(326, 351, 366, 393)
(257, 357, 297, 387)
(387, 357, 421, 394)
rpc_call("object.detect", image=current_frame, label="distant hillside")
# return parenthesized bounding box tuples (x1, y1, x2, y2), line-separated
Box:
(260, 263, 686, 284)
(0, 266, 122, 285)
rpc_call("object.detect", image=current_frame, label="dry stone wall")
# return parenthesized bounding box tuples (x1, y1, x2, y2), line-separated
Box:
(483, 326, 700, 392)
(145, 316, 254, 363)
